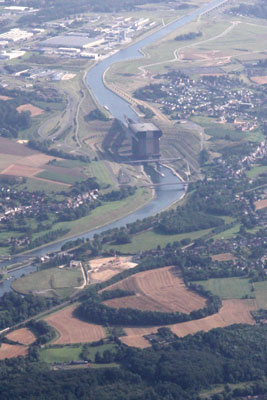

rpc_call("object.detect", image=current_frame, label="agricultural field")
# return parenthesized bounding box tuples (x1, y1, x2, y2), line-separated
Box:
(102, 266, 207, 313)
(40, 345, 83, 364)
(0, 137, 91, 187)
(12, 267, 84, 297)
(195, 278, 267, 310)
(105, 228, 212, 253)
(247, 165, 267, 179)
(44, 305, 106, 344)
(6, 328, 36, 345)
(40, 343, 117, 364)
(195, 277, 253, 300)
(121, 299, 257, 348)
(0, 343, 28, 359)
(211, 253, 236, 262)
(16, 104, 44, 117)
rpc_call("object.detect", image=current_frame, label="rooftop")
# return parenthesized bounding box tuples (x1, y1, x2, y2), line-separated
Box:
(129, 122, 160, 133)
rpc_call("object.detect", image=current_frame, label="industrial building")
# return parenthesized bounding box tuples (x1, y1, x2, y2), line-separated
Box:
(129, 122, 162, 160)
(41, 35, 104, 49)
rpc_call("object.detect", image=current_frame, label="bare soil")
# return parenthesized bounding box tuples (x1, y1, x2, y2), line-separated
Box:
(211, 253, 236, 262)
(0, 343, 28, 359)
(6, 328, 36, 345)
(44, 305, 106, 344)
(16, 103, 44, 117)
(90, 256, 137, 283)
(120, 299, 257, 348)
(102, 266, 206, 314)
(254, 199, 267, 210)
(251, 76, 267, 85)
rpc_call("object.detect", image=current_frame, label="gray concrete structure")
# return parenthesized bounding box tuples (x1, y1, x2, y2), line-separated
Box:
(129, 122, 162, 160)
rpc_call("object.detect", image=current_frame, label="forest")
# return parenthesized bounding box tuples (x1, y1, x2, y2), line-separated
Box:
(0, 292, 59, 330)
(0, 100, 31, 138)
(0, 325, 266, 399)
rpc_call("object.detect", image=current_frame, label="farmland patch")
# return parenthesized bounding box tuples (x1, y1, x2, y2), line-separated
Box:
(102, 266, 206, 314)
(44, 305, 106, 344)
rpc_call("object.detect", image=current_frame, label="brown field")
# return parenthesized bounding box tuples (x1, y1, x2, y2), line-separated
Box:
(251, 76, 267, 85)
(120, 299, 257, 348)
(0, 95, 12, 101)
(6, 328, 36, 345)
(0, 343, 28, 359)
(254, 199, 267, 210)
(17, 103, 44, 117)
(44, 305, 106, 344)
(0, 138, 72, 185)
(102, 266, 206, 314)
(211, 253, 236, 262)
(0, 137, 35, 156)
(181, 49, 227, 61)
(18, 154, 55, 167)
(0, 163, 44, 178)
(89, 256, 137, 283)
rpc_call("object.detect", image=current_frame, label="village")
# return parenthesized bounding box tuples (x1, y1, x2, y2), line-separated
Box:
(134, 72, 266, 129)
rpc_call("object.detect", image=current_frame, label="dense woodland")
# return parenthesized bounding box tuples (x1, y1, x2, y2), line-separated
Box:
(0, 325, 266, 399)
(0, 292, 59, 330)
(0, 100, 31, 138)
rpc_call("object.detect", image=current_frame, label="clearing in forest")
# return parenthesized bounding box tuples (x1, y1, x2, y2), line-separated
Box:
(16, 103, 44, 117)
(254, 199, 267, 210)
(102, 266, 206, 314)
(44, 305, 106, 344)
(211, 253, 236, 262)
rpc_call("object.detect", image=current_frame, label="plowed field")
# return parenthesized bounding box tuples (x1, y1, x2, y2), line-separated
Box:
(45, 305, 106, 344)
(102, 266, 206, 313)
(0, 343, 28, 359)
(120, 299, 257, 348)
(6, 328, 36, 345)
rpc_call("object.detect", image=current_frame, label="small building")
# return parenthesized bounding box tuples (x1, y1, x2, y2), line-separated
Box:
(69, 260, 82, 268)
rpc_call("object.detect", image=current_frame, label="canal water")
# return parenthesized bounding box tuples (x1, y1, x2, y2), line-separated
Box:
(0, 0, 227, 295)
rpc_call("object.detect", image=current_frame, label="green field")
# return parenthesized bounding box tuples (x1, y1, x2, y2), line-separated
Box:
(254, 281, 267, 309)
(212, 224, 240, 240)
(106, 228, 212, 253)
(12, 267, 83, 296)
(89, 161, 114, 187)
(191, 116, 244, 141)
(196, 278, 267, 309)
(16, 177, 70, 193)
(52, 187, 152, 238)
(246, 165, 267, 179)
(195, 277, 253, 299)
(36, 170, 83, 185)
(40, 345, 83, 363)
(40, 343, 117, 364)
